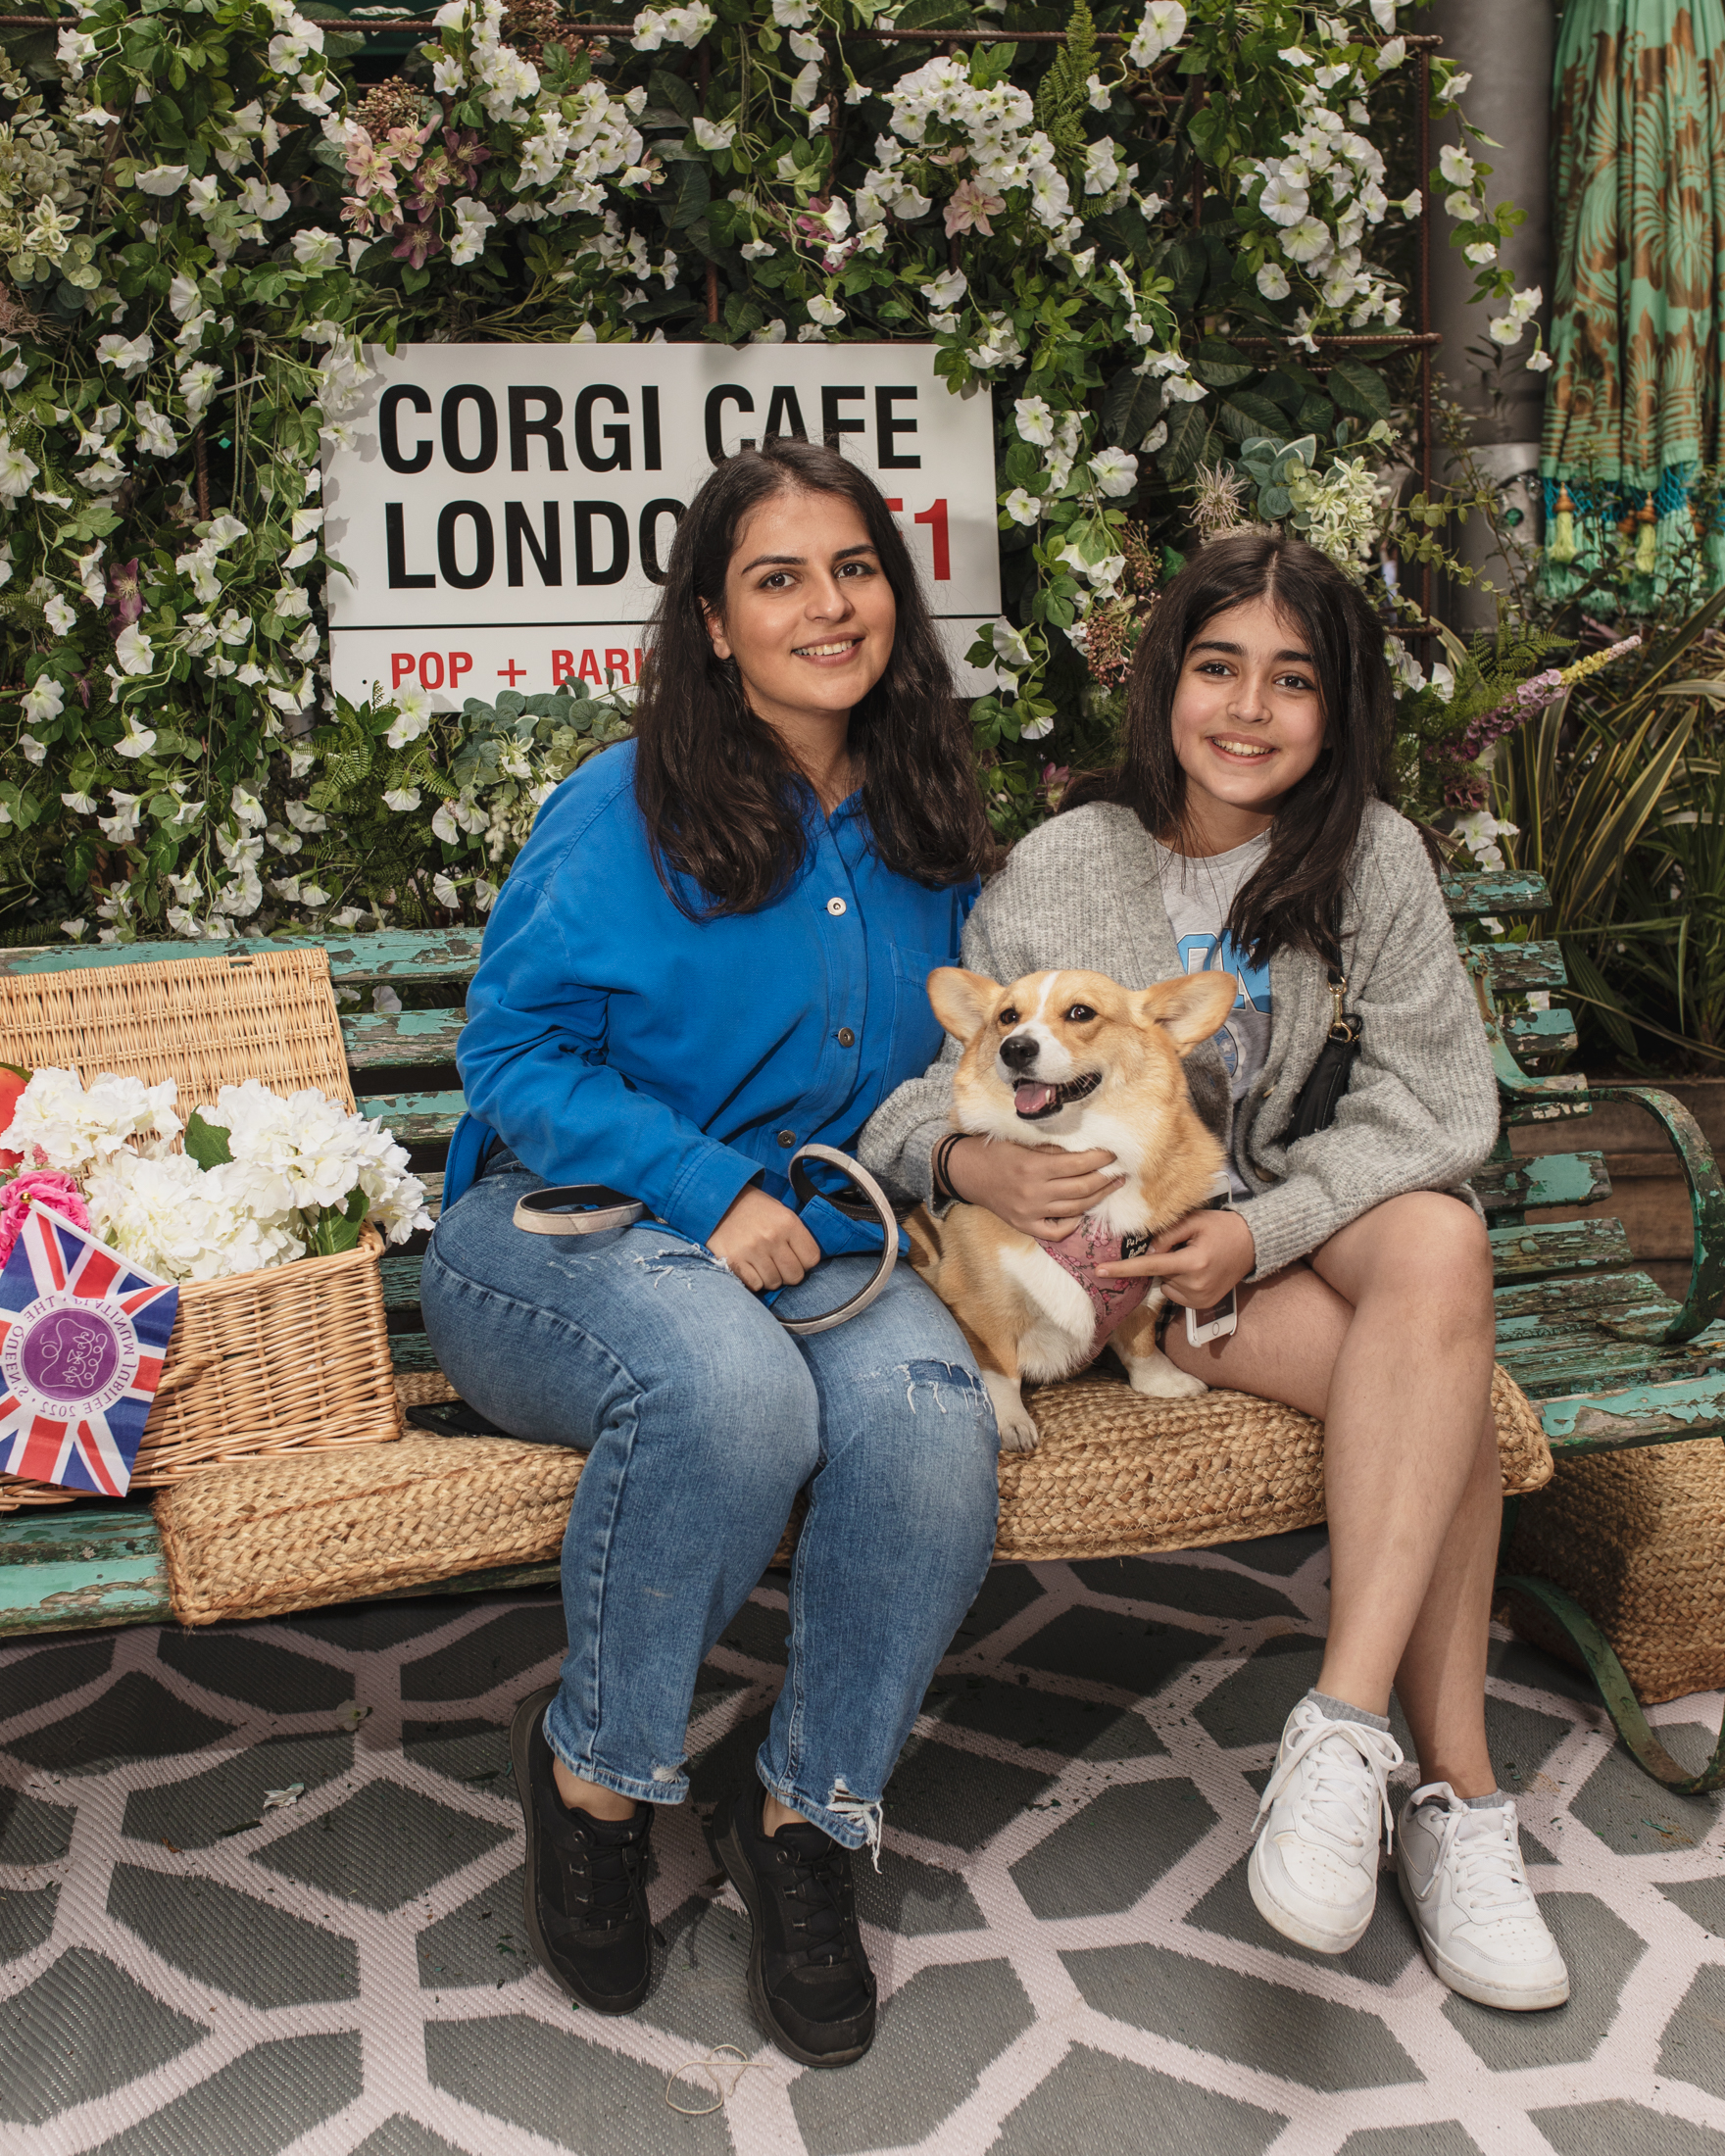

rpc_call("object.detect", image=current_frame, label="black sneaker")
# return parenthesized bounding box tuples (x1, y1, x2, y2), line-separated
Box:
(510, 1684, 653, 2013)
(715, 1786, 877, 2068)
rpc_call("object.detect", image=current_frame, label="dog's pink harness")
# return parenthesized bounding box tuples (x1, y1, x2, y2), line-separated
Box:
(1037, 1215, 1151, 1355)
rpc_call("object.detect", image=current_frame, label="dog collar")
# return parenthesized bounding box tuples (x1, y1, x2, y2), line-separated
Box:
(1037, 1214, 1151, 1354)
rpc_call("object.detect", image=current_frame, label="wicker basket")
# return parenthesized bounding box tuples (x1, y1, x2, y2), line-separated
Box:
(0, 948, 403, 1511)
(1503, 1441, 1725, 1705)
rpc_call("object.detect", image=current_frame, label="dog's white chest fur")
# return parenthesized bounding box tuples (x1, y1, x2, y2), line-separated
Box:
(999, 1240, 1098, 1381)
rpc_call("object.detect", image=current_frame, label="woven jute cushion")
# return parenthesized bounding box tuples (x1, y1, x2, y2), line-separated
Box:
(156, 1364, 1551, 1627)
(156, 1435, 583, 1627)
(1503, 1441, 1725, 1705)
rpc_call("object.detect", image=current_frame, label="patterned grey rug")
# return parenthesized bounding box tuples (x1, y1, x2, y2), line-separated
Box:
(5, 1532, 1725, 2156)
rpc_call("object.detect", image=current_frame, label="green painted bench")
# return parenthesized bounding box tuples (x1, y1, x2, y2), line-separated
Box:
(5, 874, 1725, 1794)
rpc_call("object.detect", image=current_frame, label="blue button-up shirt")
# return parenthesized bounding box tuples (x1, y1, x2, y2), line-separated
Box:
(445, 741, 977, 1248)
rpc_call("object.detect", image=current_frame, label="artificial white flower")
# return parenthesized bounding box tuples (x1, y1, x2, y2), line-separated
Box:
(449, 195, 496, 266)
(1258, 172, 1309, 227)
(43, 595, 75, 636)
(1002, 487, 1041, 526)
(62, 790, 98, 814)
(692, 117, 735, 151)
(806, 293, 844, 327)
(114, 622, 155, 676)
(1257, 261, 1292, 300)
(1438, 145, 1477, 189)
(134, 402, 178, 459)
(991, 619, 1032, 669)
(1282, 216, 1331, 266)
(94, 331, 153, 378)
(292, 227, 343, 271)
(382, 786, 421, 811)
(0, 435, 41, 500)
(135, 164, 190, 196)
(1088, 446, 1139, 498)
(1127, 1, 1187, 70)
(1464, 240, 1499, 265)
(1527, 347, 1553, 373)
(22, 675, 64, 726)
(116, 722, 158, 759)
(385, 682, 433, 747)
(18, 733, 46, 764)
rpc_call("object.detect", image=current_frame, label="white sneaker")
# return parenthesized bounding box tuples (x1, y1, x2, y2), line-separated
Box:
(1395, 1783, 1570, 2011)
(1248, 1697, 1404, 1954)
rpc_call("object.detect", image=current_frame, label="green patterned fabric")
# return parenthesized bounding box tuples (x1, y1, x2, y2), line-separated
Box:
(1541, 0, 1725, 602)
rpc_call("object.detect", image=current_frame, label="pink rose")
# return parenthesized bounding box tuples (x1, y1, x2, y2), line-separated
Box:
(0, 1172, 92, 1267)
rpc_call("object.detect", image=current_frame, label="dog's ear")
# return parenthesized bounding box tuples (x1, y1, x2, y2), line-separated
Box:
(1136, 971, 1240, 1054)
(927, 967, 1002, 1041)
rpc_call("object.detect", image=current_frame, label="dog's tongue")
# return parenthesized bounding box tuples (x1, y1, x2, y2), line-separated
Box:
(1014, 1081, 1058, 1117)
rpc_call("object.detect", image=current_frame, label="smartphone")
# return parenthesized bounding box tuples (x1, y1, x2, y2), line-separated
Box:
(1184, 1172, 1239, 1347)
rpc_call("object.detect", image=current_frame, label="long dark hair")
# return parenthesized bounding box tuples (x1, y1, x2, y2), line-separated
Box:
(631, 438, 993, 915)
(1065, 531, 1395, 961)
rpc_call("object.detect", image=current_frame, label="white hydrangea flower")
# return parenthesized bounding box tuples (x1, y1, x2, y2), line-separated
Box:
(4, 1066, 181, 1175)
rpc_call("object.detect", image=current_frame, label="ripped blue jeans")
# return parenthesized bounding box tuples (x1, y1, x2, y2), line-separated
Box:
(419, 1147, 1000, 1850)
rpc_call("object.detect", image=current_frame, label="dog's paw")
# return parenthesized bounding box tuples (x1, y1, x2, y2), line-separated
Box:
(997, 1406, 1041, 1452)
(981, 1370, 1040, 1450)
(1124, 1353, 1209, 1400)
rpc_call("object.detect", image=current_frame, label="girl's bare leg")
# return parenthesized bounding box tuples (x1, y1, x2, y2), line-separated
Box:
(1162, 1192, 1499, 1794)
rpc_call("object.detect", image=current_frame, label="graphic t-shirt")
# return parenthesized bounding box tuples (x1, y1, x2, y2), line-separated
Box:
(1155, 831, 1273, 1197)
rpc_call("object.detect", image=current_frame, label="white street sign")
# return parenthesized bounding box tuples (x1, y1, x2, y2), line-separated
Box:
(320, 344, 1003, 709)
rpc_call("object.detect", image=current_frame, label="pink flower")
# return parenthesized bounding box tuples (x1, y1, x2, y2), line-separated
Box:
(392, 220, 445, 270)
(0, 1172, 91, 1266)
(944, 180, 1006, 238)
(107, 559, 143, 632)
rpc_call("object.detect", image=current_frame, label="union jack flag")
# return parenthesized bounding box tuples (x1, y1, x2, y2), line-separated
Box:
(0, 1204, 178, 1497)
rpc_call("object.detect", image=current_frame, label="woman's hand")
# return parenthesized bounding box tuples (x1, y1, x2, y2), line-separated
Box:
(1095, 1205, 1257, 1306)
(944, 1135, 1124, 1240)
(709, 1185, 822, 1293)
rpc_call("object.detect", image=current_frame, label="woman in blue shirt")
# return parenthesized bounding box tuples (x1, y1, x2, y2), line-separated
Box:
(420, 440, 1001, 2069)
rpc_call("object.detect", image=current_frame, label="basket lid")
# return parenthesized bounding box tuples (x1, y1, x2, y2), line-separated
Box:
(0, 947, 355, 1116)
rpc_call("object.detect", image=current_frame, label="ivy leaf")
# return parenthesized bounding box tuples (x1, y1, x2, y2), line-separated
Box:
(1100, 366, 1163, 450)
(897, 0, 971, 28)
(183, 1109, 233, 1169)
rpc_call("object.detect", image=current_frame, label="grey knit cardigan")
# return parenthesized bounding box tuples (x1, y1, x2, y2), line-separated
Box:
(858, 797, 1501, 1283)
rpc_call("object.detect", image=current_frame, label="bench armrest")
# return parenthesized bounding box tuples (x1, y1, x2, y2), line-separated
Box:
(1460, 948, 1592, 1121)
(1586, 1085, 1725, 1344)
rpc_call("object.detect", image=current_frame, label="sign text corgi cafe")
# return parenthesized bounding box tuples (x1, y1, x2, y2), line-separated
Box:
(320, 345, 1003, 710)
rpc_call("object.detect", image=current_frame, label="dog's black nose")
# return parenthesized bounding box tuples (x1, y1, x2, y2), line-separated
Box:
(1000, 1033, 1039, 1072)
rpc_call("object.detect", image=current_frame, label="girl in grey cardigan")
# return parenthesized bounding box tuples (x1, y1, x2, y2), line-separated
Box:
(862, 533, 1568, 2015)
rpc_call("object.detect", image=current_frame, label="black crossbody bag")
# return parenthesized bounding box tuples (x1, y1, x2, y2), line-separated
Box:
(1285, 913, 1363, 1143)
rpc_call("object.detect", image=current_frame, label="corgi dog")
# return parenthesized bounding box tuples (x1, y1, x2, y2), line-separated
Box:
(908, 965, 1239, 1452)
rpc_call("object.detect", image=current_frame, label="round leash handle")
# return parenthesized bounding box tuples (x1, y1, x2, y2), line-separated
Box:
(778, 1145, 899, 1337)
(511, 1147, 897, 1335)
(513, 1185, 646, 1236)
